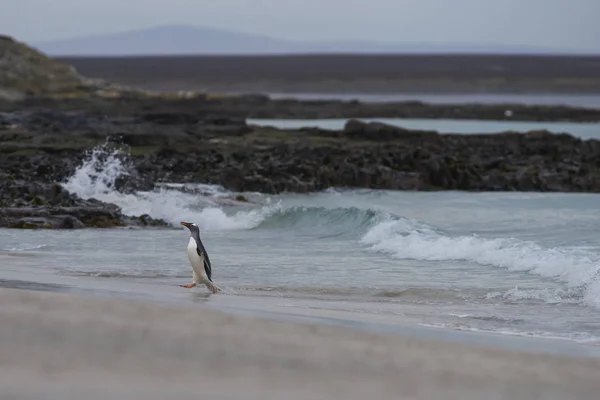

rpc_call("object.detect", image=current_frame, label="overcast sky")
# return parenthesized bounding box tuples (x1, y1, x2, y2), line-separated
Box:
(3, 0, 599, 51)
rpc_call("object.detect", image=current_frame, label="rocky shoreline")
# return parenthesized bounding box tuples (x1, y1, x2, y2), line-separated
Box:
(2, 105, 600, 229)
(2, 92, 600, 122)
(0, 175, 168, 229)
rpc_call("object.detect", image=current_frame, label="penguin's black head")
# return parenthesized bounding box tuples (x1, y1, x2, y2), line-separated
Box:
(180, 221, 199, 234)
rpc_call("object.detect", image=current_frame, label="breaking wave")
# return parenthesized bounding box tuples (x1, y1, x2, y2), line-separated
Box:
(360, 216, 600, 309)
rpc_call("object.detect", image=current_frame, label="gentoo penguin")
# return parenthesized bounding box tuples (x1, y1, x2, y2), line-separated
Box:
(180, 221, 220, 293)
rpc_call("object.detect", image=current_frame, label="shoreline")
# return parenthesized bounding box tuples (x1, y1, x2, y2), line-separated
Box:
(1, 268, 599, 360)
(4, 93, 600, 122)
(1, 286, 600, 399)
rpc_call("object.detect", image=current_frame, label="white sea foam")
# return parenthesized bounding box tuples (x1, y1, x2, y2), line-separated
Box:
(485, 287, 582, 305)
(361, 216, 600, 308)
(418, 323, 600, 344)
(60, 142, 277, 230)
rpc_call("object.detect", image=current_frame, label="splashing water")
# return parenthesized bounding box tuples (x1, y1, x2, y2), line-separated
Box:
(62, 141, 130, 199)
(60, 142, 273, 230)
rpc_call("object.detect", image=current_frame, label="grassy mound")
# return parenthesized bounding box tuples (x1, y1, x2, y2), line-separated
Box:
(0, 35, 94, 99)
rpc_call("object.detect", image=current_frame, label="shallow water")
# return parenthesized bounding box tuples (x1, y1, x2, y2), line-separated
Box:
(248, 118, 600, 139)
(2, 143, 600, 351)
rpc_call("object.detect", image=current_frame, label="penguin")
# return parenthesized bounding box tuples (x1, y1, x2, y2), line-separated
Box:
(180, 221, 220, 293)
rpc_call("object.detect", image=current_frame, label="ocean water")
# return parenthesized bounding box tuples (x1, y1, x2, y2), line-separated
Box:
(248, 118, 600, 140)
(2, 143, 600, 351)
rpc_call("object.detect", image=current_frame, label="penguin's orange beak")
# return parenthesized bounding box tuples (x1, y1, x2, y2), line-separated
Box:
(180, 221, 191, 228)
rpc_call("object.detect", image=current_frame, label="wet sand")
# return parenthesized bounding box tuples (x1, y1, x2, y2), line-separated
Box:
(1, 287, 600, 400)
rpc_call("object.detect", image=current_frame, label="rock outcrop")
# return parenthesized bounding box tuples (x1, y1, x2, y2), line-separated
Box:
(0, 172, 168, 229)
(0, 35, 91, 99)
(2, 110, 600, 195)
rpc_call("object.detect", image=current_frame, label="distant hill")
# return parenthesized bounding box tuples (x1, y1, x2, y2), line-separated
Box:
(31, 24, 575, 56)
(33, 25, 292, 56)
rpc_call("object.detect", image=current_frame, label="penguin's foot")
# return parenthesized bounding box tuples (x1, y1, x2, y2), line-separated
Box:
(180, 283, 197, 289)
(207, 284, 221, 294)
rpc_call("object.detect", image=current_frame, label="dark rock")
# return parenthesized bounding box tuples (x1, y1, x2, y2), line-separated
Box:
(0, 204, 169, 229)
(343, 119, 439, 142)
(131, 213, 170, 227)
(59, 215, 86, 229)
(0, 172, 170, 229)
(143, 112, 199, 125)
(6, 215, 85, 229)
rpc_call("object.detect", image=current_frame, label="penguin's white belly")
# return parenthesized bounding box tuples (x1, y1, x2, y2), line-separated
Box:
(187, 237, 207, 281)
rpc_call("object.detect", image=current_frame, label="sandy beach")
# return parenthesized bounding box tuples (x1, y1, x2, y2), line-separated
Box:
(1, 287, 599, 400)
